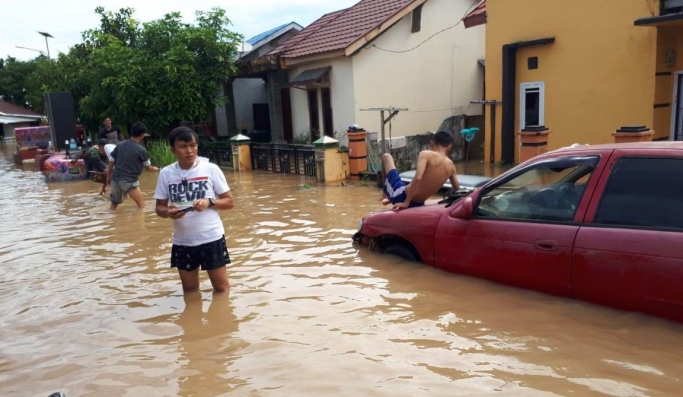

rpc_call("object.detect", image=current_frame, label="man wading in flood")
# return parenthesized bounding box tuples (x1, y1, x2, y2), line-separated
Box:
(154, 126, 234, 294)
(381, 130, 460, 210)
(107, 122, 159, 211)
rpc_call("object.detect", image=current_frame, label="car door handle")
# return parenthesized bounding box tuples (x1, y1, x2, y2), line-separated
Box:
(535, 240, 559, 251)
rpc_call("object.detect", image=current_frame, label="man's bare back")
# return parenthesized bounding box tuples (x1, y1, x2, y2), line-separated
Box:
(405, 150, 458, 203)
(380, 131, 459, 210)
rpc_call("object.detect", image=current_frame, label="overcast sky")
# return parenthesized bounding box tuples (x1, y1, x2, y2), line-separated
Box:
(1, 0, 360, 61)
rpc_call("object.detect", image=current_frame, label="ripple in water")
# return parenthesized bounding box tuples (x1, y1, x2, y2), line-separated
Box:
(0, 154, 682, 396)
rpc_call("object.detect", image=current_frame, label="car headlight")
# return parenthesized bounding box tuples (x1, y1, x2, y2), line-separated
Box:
(356, 219, 363, 233)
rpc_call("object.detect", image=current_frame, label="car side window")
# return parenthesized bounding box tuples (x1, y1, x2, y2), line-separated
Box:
(476, 158, 597, 222)
(594, 157, 683, 230)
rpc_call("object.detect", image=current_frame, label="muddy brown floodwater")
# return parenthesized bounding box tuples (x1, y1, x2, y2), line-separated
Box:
(1, 151, 682, 397)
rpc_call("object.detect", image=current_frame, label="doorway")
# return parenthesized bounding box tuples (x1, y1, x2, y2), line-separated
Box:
(321, 88, 333, 137)
(671, 72, 683, 141)
(307, 89, 320, 141)
(252, 103, 271, 131)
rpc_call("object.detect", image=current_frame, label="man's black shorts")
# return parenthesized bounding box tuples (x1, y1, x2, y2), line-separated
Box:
(171, 236, 231, 272)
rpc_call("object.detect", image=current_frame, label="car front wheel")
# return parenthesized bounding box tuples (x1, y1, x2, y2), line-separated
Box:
(383, 244, 419, 262)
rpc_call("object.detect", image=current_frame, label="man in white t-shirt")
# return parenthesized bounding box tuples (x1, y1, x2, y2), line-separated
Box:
(99, 140, 118, 195)
(154, 127, 235, 293)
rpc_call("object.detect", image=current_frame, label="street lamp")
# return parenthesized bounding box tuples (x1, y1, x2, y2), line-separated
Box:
(15, 46, 47, 56)
(37, 31, 53, 59)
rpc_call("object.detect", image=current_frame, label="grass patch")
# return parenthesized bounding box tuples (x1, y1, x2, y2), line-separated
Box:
(147, 140, 177, 168)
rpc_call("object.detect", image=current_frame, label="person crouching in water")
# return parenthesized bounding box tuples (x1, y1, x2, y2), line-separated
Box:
(73, 138, 111, 174)
(154, 126, 235, 293)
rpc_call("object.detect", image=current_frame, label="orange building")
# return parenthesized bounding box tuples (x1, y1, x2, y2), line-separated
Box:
(466, 0, 683, 164)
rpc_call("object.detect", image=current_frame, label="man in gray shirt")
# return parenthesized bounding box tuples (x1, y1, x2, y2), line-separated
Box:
(107, 121, 159, 211)
(99, 117, 124, 143)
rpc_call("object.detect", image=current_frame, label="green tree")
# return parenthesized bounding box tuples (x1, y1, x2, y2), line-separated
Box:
(23, 53, 88, 116)
(18, 6, 242, 134)
(79, 8, 242, 132)
(0, 57, 39, 110)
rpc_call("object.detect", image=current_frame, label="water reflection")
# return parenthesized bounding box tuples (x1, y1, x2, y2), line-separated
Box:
(154, 292, 246, 396)
(1, 152, 682, 397)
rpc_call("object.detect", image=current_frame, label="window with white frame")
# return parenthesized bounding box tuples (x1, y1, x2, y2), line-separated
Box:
(520, 82, 545, 130)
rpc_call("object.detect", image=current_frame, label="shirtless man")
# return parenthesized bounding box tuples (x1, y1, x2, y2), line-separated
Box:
(381, 130, 459, 210)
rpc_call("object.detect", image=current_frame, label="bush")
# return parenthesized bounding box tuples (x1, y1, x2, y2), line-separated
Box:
(294, 130, 311, 145)
(147, 140, 176, 168)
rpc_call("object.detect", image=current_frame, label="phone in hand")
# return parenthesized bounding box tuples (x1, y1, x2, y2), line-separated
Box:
(177, 206, 196, 214)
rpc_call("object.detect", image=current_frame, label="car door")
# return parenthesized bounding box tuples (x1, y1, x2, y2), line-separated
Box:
(572, 150, 683, 322)
(435, 154, 606, 297)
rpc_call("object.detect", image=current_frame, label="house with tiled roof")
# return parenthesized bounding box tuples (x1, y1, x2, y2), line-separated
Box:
(271, 0, 485, 143)
(219, 22, 304, 139)
(469, 0, 683, 165)
(0, 99, 42, 141)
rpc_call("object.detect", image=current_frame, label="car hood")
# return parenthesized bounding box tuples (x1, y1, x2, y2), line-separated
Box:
(361, 203, 447, 236)
(399, 171, 492, 190)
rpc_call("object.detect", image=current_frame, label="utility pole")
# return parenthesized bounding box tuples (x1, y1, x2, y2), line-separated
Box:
(38, 31, 53, 59)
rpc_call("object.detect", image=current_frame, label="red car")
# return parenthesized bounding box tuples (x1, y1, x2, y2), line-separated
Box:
(354, 142, 683, 323)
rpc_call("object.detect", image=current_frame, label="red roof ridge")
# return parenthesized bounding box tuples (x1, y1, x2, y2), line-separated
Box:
(0, 99, 41, 117)
(273, 0, 419, 60)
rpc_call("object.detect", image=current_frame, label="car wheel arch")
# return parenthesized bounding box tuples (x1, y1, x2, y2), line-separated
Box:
(376, 235, 422, 262)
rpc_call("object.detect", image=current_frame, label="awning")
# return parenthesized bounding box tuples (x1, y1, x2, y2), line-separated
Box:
(0, 115, 34, 124)
(635, 12, 683, 27)
(464, 0, 487, 29)
(284, 67, 330, 88)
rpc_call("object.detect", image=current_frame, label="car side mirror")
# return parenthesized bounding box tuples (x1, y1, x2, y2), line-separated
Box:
(451, 196, 474, 220)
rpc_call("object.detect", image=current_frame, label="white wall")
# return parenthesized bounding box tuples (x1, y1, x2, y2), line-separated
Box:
(353, 0, 485, 137)
(232, 78, 269, 132)
(215, 87, 229, 136)
(2, 122, 31, 140)
(289, 57, 355, 142)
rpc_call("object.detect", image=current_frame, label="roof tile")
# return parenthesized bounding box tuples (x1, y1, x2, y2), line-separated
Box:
(273, 0, 416, 59)
(0, 99, 41, 117)
(463, 0, 486, 28)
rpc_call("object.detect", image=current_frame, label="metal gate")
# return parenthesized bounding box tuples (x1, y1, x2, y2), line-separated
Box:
(198, 140, 233, 169)
(250, 143, 316, 177)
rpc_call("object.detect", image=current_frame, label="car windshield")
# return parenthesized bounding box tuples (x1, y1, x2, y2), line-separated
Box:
(477, 159, 596, 222)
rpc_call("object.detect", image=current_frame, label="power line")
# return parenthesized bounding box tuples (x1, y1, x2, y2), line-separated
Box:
(369, 0, 482, 54)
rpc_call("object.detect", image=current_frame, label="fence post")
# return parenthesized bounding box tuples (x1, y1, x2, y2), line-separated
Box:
(229, 134, 252, 172)
(313, 135, 347, 184)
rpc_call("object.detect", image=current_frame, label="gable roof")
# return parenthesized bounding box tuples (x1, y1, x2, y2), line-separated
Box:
(272, 10, 348, 57)
(246, 22, 303, 47)
(273, 0, 424, 61)
(463, 0, 486, 29)
(0, 99, 41, 118)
